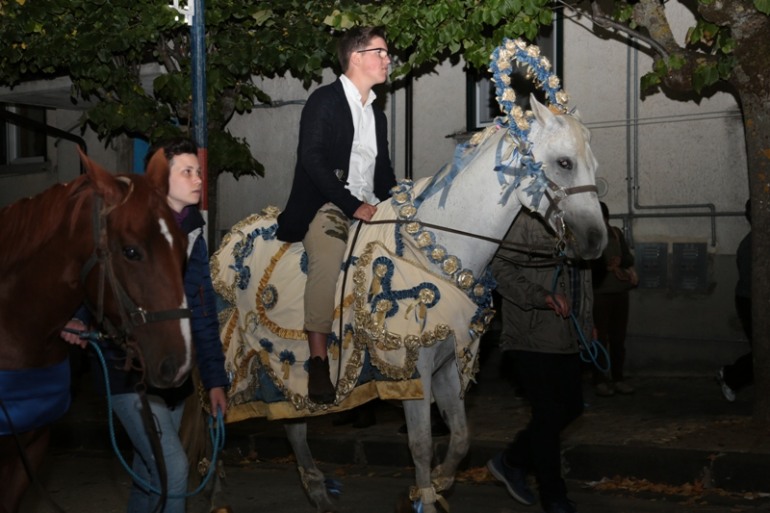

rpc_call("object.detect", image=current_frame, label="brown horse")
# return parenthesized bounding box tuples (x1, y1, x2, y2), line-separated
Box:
(0, 148, 194, 513)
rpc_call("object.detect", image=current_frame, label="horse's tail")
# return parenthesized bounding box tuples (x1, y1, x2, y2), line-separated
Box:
(180, 370, 207, 474)
(180, 371, 231, 511)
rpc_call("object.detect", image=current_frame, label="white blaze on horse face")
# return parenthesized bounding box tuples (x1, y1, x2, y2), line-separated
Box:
(175, 296, 194, 382)
(159, 218, 174, 246)
(158, 217, 194, 380)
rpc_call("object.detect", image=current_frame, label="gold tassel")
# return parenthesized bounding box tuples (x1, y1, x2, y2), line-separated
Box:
(282, 361, 290, 380)
(369, 274, 381, 297)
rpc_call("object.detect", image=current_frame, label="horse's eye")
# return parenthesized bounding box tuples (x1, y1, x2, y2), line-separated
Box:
(557, 158, 573, 170)
(123, 246, 142, 261)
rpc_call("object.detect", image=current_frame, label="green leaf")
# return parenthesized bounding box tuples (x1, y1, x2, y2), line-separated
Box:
(692, 62, 719, 93)
(755, 0, 770, 15)
(640, 71, 661, 93)
(666, 53, 686, 70)
(251, 9, 273, 25)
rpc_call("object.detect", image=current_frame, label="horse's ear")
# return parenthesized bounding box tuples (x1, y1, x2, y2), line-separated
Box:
(570, 108, 582, 122)
(77, 146, 123, 204)
(529, 94, 555, 126)
(145, 148, 170, 196)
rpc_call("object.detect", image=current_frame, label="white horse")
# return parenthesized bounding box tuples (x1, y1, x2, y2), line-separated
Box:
(208, 41, 606, 513)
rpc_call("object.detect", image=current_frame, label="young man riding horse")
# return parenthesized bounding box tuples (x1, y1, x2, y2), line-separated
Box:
(276, 26, 397, 404)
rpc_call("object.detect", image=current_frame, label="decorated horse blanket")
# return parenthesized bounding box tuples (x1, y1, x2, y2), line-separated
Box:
(211, 177, 495, 421)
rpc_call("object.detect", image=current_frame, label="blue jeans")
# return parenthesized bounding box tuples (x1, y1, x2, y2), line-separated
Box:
(111, 393, 188, 513)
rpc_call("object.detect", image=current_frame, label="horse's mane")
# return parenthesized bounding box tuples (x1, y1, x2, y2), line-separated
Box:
(0, 174, 103, 270)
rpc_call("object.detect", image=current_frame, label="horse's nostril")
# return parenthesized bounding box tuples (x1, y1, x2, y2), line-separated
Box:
(158, 357, 180, 387)
(589, 228, 605, 249)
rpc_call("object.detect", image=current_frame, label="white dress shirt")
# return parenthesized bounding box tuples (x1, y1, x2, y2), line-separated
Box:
(339, 74, 378, 205)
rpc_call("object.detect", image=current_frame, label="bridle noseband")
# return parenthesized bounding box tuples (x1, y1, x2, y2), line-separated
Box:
(542, 179, 599, 248)
(79, 181, 191, 346)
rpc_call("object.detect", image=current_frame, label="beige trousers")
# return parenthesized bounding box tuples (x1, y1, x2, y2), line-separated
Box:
(302, 203, 351, 333)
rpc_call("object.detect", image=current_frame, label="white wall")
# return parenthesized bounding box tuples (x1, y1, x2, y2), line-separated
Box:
(563, 6, 748, 252)
(561, 4, 750, 372)
(0, 108, 128, 208)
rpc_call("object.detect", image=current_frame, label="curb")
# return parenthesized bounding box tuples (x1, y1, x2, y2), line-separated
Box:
(49, 420, 769, 494)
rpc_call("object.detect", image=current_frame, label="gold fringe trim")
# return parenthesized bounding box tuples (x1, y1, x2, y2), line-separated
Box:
(225, 379, 423, 422)
(256, 242, 305, 341)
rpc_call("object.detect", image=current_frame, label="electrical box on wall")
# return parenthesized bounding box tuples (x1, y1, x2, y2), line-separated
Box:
(672, 242, 709, 291)
(635, 242, 668, 289)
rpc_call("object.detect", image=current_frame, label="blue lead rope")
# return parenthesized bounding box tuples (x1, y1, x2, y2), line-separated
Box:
(75, 331, 226, 498)
(549, 266, 610, 374)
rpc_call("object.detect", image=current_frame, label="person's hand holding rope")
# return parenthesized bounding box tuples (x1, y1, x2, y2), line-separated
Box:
(545, 292, 571, 318)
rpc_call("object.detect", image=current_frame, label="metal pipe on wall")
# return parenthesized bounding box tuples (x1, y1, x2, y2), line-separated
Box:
(404, 75, 413, 181)
(624, 42, 719, 247)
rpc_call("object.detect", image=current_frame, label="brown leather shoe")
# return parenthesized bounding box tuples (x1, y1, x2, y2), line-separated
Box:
(308, 356, 336, 404)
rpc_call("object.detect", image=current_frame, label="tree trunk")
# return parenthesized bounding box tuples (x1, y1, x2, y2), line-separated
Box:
(737, 90, 770, 424)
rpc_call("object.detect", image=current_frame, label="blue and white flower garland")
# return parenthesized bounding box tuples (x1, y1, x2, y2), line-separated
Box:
(489, 37, 570, 140)
(488, 37, 571, 210)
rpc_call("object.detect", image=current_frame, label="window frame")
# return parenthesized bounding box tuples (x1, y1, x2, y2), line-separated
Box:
(1, 103, 50, 175)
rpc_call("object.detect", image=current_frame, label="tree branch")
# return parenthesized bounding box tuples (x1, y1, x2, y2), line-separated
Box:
(556, 0, 670, 59)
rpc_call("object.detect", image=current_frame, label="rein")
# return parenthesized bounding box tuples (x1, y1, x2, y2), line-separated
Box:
(87, 337, 225, 500)
(365, 215, 568, 267)
(79, 186, 191, 346)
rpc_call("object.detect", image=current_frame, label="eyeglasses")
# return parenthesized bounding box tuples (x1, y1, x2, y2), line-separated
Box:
(356, 47, 390, 59)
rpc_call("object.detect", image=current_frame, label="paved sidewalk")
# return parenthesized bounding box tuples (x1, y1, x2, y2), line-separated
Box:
(54, 347, 769, 495)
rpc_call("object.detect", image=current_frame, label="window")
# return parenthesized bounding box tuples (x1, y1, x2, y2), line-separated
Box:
(1, 103, 48, 172)
(466, 16, 563, 131)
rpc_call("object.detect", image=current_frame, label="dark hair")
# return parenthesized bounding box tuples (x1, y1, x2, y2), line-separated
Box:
(144, 137, 197, 170)
(337, 26, 387, 73)
(600, 201, 610, 221)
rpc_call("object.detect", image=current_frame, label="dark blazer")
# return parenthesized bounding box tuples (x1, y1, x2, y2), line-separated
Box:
(276, 78, 397, 242)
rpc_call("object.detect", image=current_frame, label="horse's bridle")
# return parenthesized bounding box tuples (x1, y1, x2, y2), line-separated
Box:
(541, 178, 599, 249)
(79, 179, 191, 346)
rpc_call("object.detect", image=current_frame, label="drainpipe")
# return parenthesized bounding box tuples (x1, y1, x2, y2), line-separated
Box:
(404, 75, 413, 181)
(390, 81, 397, 177)
(625, 42, 718, 247)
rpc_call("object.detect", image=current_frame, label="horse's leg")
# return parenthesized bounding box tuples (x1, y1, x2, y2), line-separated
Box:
(429, 352, 469, 494)
(403, 345, 444, 513)
(284, 421, 337, 513)
(0, 427, 51, 513)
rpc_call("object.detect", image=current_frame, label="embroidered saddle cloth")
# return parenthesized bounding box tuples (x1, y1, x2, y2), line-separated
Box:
(211, 178, 494, 421)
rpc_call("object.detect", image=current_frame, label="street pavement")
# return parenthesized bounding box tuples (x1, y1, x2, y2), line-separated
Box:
(27, 341, 770, 512)
(19, 452, 770, 513)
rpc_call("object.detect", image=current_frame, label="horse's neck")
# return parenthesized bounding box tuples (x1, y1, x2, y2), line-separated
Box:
(0, 185, 65, 269)
(413, 128, 526, 276)
(0, 183, 90, 364)
(0, 181, 91, 300)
